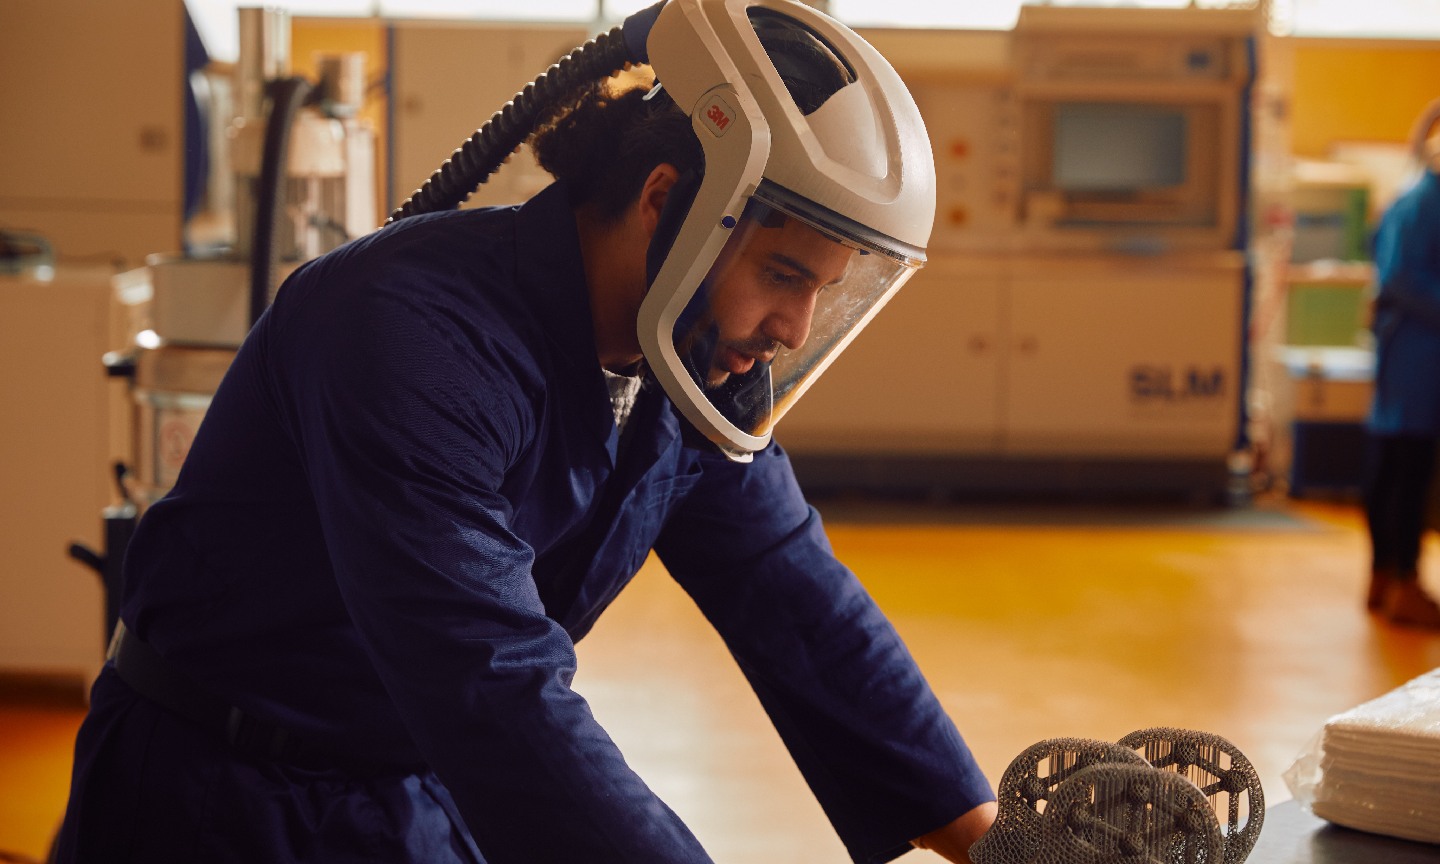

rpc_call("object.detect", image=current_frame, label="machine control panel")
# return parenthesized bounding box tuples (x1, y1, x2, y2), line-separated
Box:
(914, 83, 1021, 252)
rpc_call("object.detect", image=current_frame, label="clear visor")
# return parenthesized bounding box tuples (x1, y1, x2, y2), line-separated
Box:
(671, 184, 922, 440)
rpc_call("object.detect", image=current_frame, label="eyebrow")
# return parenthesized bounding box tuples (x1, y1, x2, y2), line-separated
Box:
(767, 252, 820, 284)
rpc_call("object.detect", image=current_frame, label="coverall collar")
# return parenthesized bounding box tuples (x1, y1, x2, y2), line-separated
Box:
(514, 181, 629, 466)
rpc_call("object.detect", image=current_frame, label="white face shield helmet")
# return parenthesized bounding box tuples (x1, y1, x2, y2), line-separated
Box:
(636, 0, 936, 462)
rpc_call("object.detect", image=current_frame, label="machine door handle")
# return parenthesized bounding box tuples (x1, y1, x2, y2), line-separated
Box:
(103, 349, 137, 379)
(68, 543, 104, 575)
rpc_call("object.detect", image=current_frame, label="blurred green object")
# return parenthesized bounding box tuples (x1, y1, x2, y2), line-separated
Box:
(1287, 276, 1370, 347)
(1290, 166, 1371, 263)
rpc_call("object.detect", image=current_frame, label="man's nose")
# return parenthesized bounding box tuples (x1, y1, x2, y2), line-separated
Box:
(764, 293, 816, 351)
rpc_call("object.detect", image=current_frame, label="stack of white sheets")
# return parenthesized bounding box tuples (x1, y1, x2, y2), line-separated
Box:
(1303, 668, 1440, 844)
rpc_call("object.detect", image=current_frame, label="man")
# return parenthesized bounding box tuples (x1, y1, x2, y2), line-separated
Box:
(55, 1, 998, 860)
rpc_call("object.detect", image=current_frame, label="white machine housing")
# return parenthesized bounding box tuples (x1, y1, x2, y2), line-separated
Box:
(778, 5, 1260, 498)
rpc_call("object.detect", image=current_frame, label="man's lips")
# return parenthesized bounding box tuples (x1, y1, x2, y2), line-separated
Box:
(717, 344, 778, 375)
(718, 345, 755, 375)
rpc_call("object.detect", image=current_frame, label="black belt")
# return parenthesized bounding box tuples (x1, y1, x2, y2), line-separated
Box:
(111, 622, 424, 776)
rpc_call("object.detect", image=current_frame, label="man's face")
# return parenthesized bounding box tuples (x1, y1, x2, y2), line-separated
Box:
(694, 213, 855, 388)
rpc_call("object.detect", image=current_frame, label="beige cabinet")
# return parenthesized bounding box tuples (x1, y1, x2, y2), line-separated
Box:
(1004, 257, 1244, 457)
(782, 258, 1006, 454)
(0, 0, 184, 268)
(780, 253, 1247, 488)
(389, 22, 590, 213)
(0, 268, 130, 679)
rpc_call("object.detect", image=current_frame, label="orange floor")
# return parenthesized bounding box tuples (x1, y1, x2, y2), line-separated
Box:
(3, 495, 1438, 863)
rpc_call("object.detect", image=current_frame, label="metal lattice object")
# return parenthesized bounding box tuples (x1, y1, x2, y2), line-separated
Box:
(1116, 728, 1264, 864)
(971, 731, 1264, 864)
(971, 738, 1153, 864)
(1039, 764, 1224, 864)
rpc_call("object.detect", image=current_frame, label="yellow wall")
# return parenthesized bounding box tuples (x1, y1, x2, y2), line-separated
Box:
(290, 17, 388, 115)
(291, 18, 390, 220)
(1290, 37, 1440, 158)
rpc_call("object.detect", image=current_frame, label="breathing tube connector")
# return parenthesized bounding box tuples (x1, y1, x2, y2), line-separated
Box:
(386, 0, 667, 224)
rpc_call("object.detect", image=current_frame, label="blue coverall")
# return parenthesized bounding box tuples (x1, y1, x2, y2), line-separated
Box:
(54, 181, 993, 863)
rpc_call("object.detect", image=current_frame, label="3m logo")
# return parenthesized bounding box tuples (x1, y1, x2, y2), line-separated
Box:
(701, 95, 736, 137)
(706, 103, 731, 131)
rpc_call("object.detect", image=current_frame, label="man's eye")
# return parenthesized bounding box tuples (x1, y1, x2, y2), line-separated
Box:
(762, 267, 807, 290)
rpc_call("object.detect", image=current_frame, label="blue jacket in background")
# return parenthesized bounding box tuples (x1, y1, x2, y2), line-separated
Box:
(1371, 168, 1440, 436)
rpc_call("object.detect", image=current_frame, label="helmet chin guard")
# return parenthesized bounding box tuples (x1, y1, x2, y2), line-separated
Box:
(635, 0, 935, 461)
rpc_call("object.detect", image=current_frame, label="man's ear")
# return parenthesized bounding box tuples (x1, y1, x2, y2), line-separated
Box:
(639, 163, 682, 236)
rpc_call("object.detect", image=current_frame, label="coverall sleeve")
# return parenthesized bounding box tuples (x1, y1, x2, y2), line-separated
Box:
(267, 264, 714, 863)
(653, 444, 995, 864)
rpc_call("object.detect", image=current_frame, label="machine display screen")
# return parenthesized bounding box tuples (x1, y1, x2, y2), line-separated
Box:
(1053, 103, 1188, 192)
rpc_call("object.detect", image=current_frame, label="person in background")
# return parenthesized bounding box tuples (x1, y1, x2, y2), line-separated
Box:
(1363, 110, 1440, 629)
(52, 1, 999, 861)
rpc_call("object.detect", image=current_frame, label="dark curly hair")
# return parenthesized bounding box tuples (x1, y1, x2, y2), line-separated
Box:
(531, 81, 702, 223)
(530, 11, 850, 223)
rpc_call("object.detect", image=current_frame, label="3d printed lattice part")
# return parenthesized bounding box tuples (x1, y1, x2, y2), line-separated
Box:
(1117, 728, 1264, 864)
(971, 731, 1264, 864)
(971, 737, 1151, 864)
(1042, 764, 1224, 864)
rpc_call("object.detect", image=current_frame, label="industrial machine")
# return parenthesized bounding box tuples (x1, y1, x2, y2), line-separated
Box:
(63, 8, 378, 643)
(774, 5, 1260, 501)
(117, 7, 378, 509)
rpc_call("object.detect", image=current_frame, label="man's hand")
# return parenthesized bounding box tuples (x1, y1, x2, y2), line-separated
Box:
(911, 800, 998, 863)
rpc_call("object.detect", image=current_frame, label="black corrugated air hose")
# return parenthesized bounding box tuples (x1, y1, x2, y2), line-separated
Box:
(385, 24, 637, 224)
(251, 76, 314, 327)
